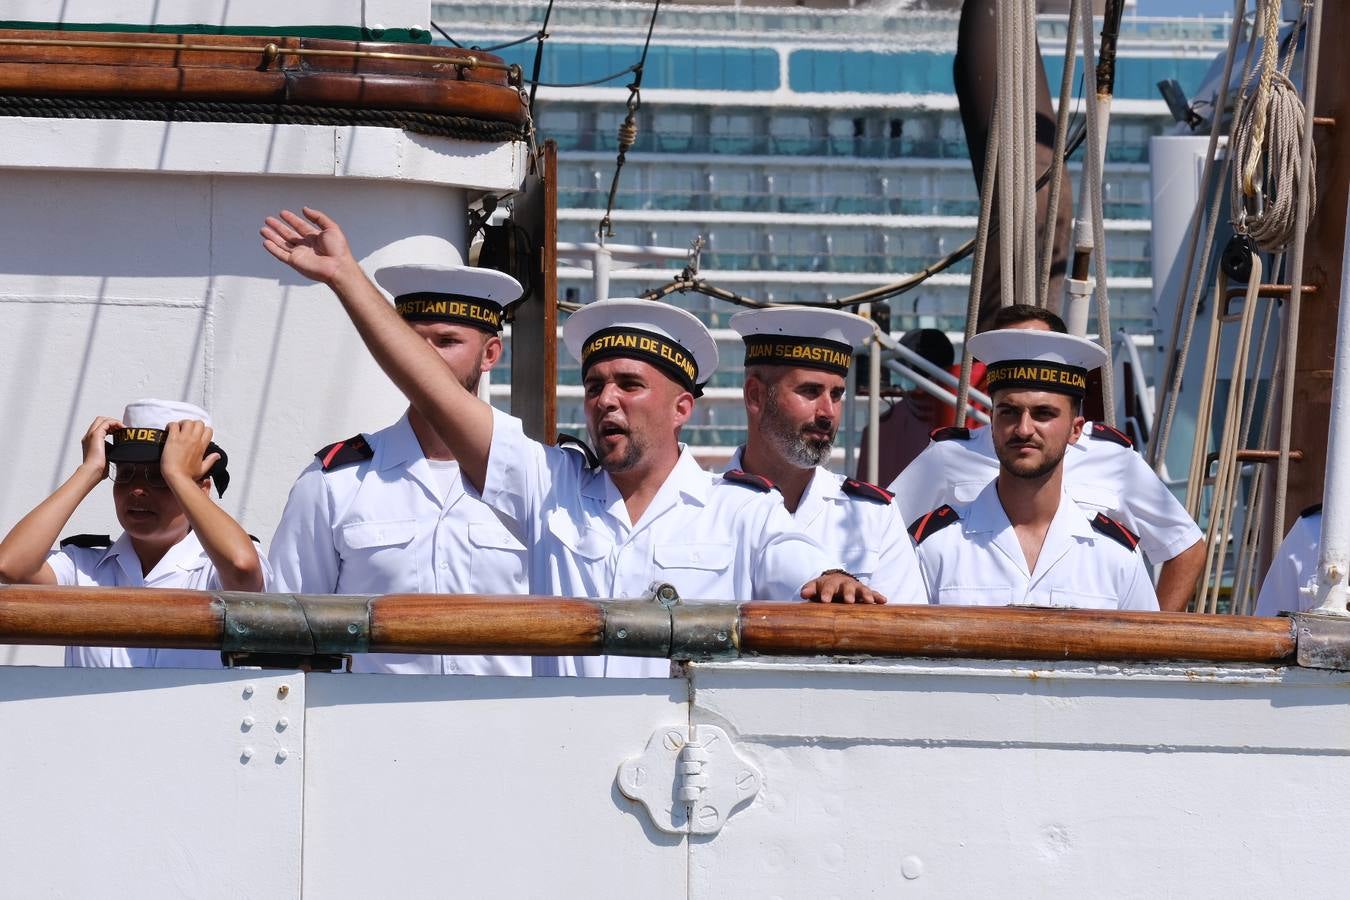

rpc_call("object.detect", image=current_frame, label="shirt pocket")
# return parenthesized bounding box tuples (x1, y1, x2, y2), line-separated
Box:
(952, 481, 987, 504)
(467, 519, 528, 593)
(1047, 588, 1118, 610)
(336, 519, 419, 586)
(653, 542, 735, 601)
(841, 547, 880, 581)
(1068, 481, 1121, 516)
(544, 508, 611, 561)
(935, 585, 1006, 606)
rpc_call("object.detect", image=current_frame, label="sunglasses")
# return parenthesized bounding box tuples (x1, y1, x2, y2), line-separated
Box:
(109, 462, 168, 489)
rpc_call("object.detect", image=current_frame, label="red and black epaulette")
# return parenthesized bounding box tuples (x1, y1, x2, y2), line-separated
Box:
(1090, 422, 1134, 448)
(1301, 503, 1323, 519)
(556, 432, 599, 470)
(908, 505, 959, 544)
(723, 469, 777, 493)
(315, 434, 373, 471)
(842, 478, 894, 504)
(60, 533, 112, 549)
(1090, 513, 1140, 552)
(929, 426, 971, 442)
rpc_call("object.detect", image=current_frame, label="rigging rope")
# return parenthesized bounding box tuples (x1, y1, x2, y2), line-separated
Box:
(1229, 5, 1316, 252)
(597, 0, 662, 244)
(1038, 0, 1081, 307)
(1079, 2, 1117, 425)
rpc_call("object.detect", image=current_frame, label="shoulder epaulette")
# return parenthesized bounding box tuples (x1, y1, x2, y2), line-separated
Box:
(314, 434, 373, 471)
(60, 533, 112, 549)
(841, 478, 894, 504)
(1090, 513, 1140, 552)
(1089, 422, 1134, 448)
(555, 432, 599, 470)
(929, 426, 971, 442)
(1300, 503, 1323, 519)
(723, 469, 777, 493)
(908, 505, 959, 544)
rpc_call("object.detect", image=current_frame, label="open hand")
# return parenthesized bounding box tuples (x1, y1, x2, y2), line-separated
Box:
(801, 571, 887, 605)
(160, 420, 219, 486)
(79, 416, 124, 478)
(260, 207, 356, 285)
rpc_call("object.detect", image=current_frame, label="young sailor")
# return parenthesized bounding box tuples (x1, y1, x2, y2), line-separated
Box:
(260, 207, 880, 679)
(910, 330, 1159, 611)
(0, 399, 268, 667)
(1253, 504, 1322, 616)
(269, 260, 532, 675)
(728, 305, 929, 603)
(891, 304, 1204, 611)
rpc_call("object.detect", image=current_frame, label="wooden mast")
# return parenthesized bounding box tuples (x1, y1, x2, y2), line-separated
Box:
(1284, 1, 1349, 532)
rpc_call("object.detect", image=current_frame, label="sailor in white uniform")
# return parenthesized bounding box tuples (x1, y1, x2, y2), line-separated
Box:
(727, 305, 928, 603)
(891, 304, 1203, 611)
(269, 261, 533, 676)
(259, 205, 883, 679)
(910, 330, 1159, 611)
(0, 399, 270, 667)
(1254, 504, 1322, 616)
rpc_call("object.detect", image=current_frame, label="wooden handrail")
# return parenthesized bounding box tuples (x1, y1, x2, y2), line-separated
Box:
(0, 585, 1308, 667)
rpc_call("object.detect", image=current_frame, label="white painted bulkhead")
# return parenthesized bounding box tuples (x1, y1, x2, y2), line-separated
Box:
(2, 658, 1348, 897)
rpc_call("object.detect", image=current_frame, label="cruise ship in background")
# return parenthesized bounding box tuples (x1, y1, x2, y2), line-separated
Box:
(438, 0, 1229, 464)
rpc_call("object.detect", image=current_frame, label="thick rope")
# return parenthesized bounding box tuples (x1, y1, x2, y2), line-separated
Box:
(956, 98, 1002, 420)
(1038, 0, 1081, 307)
(1078, 3, 1116, 424)
(1148, 0, 1251, 470)
(1274, 0, 1322, 539)
(0, 94, 525, 141)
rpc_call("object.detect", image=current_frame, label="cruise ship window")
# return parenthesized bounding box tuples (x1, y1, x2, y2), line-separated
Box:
(711, 169, 759, 212)
(770, 114, 819, 155)
(649, 168, 700, 211)
(768, 169, 818, 214)
(777, 229, 825, 271)
(537, 108, 583, 149)
(652, 111, 697, 152)
(710, 113, 758, 155)
(828, 230, 872, 273)
(706, 229, 758, 269)
(557, 165, 602, 208)
(822, 171, 874, 215)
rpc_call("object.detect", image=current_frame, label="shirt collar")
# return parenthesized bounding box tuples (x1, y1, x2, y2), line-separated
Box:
(377, 412, 424, 471)
(101, 530, 209, 582)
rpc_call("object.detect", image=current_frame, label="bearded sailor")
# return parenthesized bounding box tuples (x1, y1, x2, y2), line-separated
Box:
(910, 329, 1159, 611)
(728, 305, 928, 603)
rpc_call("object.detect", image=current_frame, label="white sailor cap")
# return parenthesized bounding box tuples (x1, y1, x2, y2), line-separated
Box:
(730, 306, 873, 377)
(373, 263, 524, 333)
(563, 299, 719, 395)
(106, 399, 231, 495)
(967, 329, 1108, 399)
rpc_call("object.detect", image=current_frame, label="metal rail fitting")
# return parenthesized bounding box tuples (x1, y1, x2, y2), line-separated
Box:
(220, 592, 372, 656)
(1291, 613, 1350, 669)
(0, 37, 518, 80)
(600, 584, 740, 661)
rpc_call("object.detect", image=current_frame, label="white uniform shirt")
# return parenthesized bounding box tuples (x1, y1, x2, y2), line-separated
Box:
(483, 414, 840, 678)
(913, 480, 1158, 610)
(890, 423, 1202, 564)
(725, 447, 928, 604)
(269, 412, 531, 676)
(1255, 509, 1321, 616)
(53, 530, 272, 668)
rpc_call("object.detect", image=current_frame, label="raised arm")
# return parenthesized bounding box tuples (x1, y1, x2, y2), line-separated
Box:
(158, 421, 265, 593)
(0, 416, 120, 584)
(260, 207, 494, 489)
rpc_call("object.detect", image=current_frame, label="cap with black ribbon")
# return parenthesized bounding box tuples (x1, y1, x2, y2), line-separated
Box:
(106, 399, 231, 496)
(966, 329, 1108, 401)
(729, 306, 873, 377)
(563, 299, 719, 396)
(373, 263, 524, 334)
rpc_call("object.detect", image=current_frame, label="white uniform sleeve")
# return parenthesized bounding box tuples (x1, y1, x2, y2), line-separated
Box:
(45, 547, 78, 585)
(1118, 553, 1161, 611)
(480, 409, 554, 539)
(1255, 514, 1320, 616)
(867, 505, 930, 604)
(1114, 448, 1203, 563)
(268, 463, 339, 594)
(751, 499, 840, 601)
(889, 441, 950, 524)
